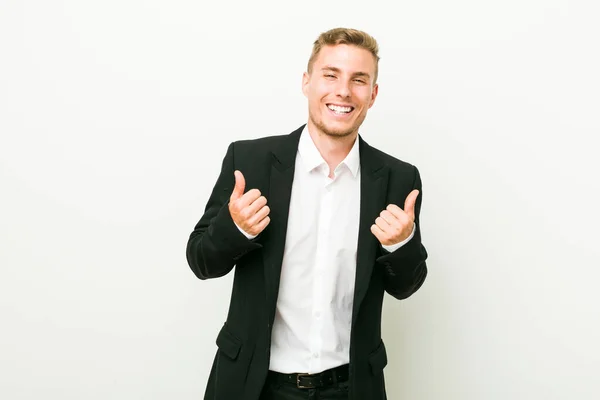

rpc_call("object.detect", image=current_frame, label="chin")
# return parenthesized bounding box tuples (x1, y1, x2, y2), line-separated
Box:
(324, 128, 355, 138)
(328, 123, 360, 137)
(309, 111, 362, 138)
(318, 121, 357, 138)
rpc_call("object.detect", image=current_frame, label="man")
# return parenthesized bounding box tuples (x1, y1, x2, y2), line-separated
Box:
(186, 27, 428, 400)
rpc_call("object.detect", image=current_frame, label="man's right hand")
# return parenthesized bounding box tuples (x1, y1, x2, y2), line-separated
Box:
(228, 170, 271, 236)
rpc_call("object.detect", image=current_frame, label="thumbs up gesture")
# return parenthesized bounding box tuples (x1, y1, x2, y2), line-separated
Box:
(370, 190, 419, 246)
(228, 170, 271, 236)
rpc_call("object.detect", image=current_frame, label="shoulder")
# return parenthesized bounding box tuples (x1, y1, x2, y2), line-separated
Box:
(361, 138, 420, 176)
(362, 139, 424, 194)
(232, 133, 288, 151)
(229, 125, 303, 155)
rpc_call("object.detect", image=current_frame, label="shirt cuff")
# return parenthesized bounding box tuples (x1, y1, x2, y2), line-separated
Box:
(382, 223, 416, 253)
(234, 221, 257, 240)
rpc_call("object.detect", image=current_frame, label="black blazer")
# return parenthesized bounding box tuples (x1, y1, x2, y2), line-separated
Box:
(186, 125, 428, 400)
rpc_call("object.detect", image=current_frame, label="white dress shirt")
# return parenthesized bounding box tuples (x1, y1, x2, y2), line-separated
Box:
(236, 126, 413, 374)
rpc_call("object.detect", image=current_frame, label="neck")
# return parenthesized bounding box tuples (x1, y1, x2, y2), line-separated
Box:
(306, 121, 357, 177)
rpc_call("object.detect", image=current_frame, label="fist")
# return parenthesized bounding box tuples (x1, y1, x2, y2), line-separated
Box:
(371, 189, 419, 246)
(229, 170, 271, 236)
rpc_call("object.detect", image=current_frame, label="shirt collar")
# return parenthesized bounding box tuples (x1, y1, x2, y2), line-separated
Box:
(298, 125, 361, 178)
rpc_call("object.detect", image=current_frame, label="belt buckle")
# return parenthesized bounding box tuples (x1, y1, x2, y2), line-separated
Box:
(296, 373, 313, 389)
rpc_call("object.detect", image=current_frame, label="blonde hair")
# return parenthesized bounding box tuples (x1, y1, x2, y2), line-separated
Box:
(307, 27, 380, 84)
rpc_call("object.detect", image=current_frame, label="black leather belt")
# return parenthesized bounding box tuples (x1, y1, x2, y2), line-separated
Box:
(268, 364, 349, 389)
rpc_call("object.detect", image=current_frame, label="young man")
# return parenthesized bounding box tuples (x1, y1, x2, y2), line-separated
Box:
(186, 27, 428, 400)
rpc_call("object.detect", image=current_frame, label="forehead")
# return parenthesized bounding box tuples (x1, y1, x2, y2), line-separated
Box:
(313, 44, 376, 74)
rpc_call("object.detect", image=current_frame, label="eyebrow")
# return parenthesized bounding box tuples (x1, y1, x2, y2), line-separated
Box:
(321, 66, 371, 79)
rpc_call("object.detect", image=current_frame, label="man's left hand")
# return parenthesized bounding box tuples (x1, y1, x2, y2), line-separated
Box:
(371, 190, 419, 246)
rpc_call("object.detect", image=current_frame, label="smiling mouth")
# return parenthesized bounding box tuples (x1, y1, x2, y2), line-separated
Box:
(327, 104, 354, 115)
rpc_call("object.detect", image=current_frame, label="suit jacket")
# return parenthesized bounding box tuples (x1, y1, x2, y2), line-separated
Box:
(186, 125, 428, 400)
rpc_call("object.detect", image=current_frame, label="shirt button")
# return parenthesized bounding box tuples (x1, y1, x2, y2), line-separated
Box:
(315, 312, 321, 318)
(313, 353, 319, 358)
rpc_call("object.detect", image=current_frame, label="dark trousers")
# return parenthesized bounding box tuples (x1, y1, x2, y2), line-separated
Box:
(259, 371, 349, 400)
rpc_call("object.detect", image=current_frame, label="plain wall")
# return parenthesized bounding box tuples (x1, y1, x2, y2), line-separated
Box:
(1, 0, 599, 398)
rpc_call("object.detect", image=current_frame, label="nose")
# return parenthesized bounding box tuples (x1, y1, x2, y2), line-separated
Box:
(335, 79, 351, 98)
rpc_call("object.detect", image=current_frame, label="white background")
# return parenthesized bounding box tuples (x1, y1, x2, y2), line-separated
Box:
(1, 0, 599, 399)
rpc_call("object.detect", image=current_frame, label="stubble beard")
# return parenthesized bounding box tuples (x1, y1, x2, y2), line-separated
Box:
(309, 112, 362, 140)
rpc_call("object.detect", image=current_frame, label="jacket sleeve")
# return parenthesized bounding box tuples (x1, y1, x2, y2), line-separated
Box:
(376, 165, 428, 299)
(185, 142, 263, 280)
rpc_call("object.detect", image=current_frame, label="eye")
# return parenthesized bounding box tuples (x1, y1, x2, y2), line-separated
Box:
(324, 74, 336, 79)
(354, 79, 366, 84)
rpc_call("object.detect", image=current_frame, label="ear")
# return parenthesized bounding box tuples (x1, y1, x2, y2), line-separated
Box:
(302, 71, 310, 97)
(368, 83, 379, 108)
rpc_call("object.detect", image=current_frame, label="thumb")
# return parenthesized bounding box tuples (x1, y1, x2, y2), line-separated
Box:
(230, 170, 246, 201)
(404, 189, 419, 220)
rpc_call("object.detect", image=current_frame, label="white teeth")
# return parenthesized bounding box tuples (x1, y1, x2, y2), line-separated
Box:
(328, 104, 352, 113)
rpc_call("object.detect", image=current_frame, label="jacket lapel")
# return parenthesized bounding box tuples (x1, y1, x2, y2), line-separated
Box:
(262, 126, 303, 315)
(260, 128, 388, 325)
(353, 136, 389, 326)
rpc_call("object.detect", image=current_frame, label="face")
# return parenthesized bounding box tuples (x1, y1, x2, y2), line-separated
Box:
(302, 44, 379, 139)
